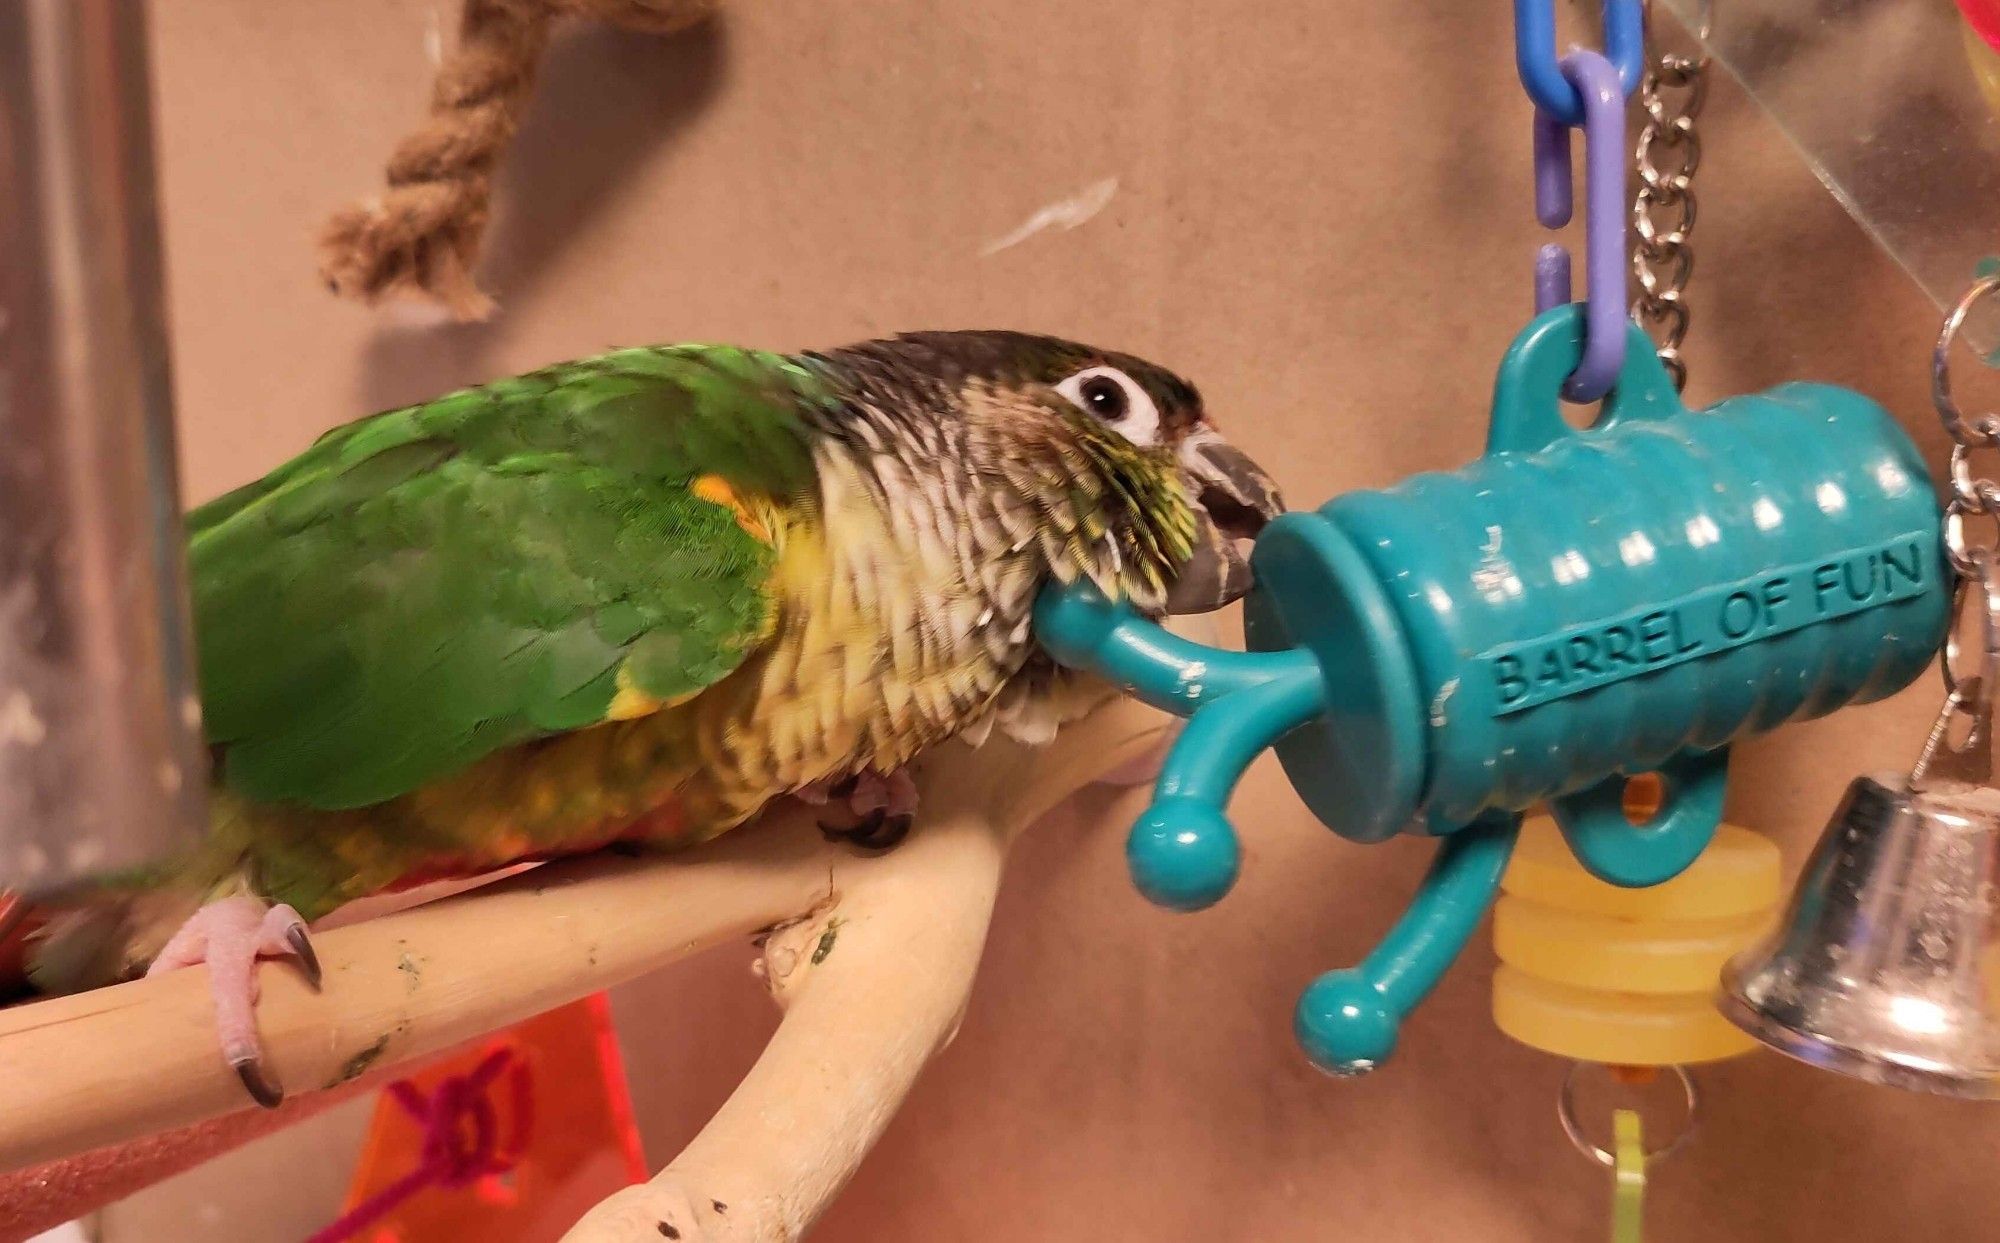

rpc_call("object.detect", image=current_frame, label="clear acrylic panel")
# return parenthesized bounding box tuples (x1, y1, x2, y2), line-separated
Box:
(1654, 0, 2000, 356)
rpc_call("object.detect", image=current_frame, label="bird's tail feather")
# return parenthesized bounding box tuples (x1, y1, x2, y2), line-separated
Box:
(24, 902, 135, 995)
(21, 885, 209, 996)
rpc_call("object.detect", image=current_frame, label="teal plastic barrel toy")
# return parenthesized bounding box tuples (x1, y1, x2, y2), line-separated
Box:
(1034, 305, 1950, 1075)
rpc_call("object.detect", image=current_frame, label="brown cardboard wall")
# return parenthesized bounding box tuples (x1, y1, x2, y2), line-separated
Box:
(111, 1, 2000, 1238)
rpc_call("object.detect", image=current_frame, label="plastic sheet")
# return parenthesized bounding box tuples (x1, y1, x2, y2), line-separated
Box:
(1654, 0, 2000, 356)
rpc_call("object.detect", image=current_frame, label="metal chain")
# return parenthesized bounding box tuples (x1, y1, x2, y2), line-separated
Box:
(1918, 275, 2000, 784)
(1936, 275, 2000, 579)
(1630, 1, 1710, 392)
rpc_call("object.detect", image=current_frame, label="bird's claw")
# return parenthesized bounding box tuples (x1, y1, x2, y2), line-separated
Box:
(147, 895, 321, 1110)
(287, 922, 322, 991)
(235, 1058, 285, 1110)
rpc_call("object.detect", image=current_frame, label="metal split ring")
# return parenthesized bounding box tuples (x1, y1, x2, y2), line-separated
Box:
(1921, 553, 2000, 783)
(1943, 576, 1977, 698)
(1945, 503, 2000, 578)
(1557, 1062, 1700, 1167)
(1933, 273, 2000, 449)
(1950, 443, 2000, 513)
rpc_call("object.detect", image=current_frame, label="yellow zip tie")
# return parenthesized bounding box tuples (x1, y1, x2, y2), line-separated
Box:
(1612, 1108, 1646, 1243)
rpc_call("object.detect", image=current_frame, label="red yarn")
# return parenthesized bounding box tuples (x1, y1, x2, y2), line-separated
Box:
(308, 1047, 533, 1243)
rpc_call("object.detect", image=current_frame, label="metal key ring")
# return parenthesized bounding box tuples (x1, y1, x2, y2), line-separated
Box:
(1943, 575, 1978, 699)
(1936, 555, 2000, 694)
(1949, 443, 2000, 513)
(1945, 505, 2000, 578)
(1557, 1062, 1700, 1167)
(1944, 555, 2000, 683)
(1933, 274, 2000, 449)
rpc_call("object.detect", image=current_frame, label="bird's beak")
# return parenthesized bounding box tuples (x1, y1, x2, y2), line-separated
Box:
(1163, 428, 1286, 615)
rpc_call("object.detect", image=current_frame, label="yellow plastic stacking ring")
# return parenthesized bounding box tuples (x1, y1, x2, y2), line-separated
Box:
(1493, 813, 1781, 1066)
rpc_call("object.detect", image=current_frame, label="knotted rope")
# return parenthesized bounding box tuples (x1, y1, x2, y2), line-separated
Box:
(317, 0, 717, 321)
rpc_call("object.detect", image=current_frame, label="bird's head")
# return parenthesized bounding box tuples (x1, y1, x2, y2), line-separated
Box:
(822, 330, 1284, 614)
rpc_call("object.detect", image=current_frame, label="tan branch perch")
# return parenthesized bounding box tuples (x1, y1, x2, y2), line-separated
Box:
(0, 691, 1172, 1233)
(317, 0, 718, 320)
(561, 691, 1176, 1242)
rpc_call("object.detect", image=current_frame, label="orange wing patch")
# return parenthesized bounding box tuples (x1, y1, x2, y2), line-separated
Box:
(604, 665, 707, 721)
(603, 687, 663, 721)
(692, 474, 772, 543)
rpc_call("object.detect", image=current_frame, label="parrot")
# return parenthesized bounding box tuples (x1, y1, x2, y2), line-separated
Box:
(16, 329, 1283, 1108)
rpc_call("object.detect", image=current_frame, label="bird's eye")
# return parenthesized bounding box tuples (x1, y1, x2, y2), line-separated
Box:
(1055, 366, 1162, 446)
(1078, 375, 1128, 419)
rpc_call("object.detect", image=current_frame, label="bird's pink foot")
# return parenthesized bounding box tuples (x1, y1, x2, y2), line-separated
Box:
(146, 895, 321, 1108)
(803, 769, 919, 851)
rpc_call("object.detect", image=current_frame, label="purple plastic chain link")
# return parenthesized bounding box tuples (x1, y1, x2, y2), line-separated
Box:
(1532, 115, 1572, 230)
(1530, 49, 1628, 404)
(1534, 244, 1572, 315)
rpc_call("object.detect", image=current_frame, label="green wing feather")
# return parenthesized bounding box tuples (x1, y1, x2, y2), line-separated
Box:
(190, 345, 828, 811)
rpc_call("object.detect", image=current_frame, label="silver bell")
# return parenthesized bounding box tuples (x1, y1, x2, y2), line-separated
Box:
(1731, 274, 2000, 1096)
(1719, 772, 2000, 1098)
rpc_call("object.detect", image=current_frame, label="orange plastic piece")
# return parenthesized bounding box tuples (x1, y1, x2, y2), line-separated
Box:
(1960, 0, 2000, 53)
(330, 993, 647, 1242)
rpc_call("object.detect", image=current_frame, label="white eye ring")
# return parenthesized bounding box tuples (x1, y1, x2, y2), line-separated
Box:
(1055, 366, 1162, 447)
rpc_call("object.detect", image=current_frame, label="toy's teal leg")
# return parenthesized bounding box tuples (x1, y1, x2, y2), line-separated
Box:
(1294, 815, 1520, 1075)
(1034, 583, 1318, 715)
(1552, 748, 1726, 887)
(1128, 669, 1324, 911)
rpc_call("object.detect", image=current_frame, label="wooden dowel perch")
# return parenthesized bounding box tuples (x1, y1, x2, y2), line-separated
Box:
(317, 0, 718, 320)
(563, 690, 1176, 1243)
(0, 689, 1175, 1239)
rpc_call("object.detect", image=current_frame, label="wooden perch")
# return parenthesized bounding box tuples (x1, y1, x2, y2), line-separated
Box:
(0, 688, 1175, 1237)
(561, 688, 1176, 1242)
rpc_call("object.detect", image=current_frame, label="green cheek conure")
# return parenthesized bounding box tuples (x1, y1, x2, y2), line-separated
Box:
(23, 330, 1282, 1107)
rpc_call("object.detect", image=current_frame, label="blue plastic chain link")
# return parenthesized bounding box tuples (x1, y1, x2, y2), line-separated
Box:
(1517, 0, 1641, 403)
(1512, 0, 1645, 124)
